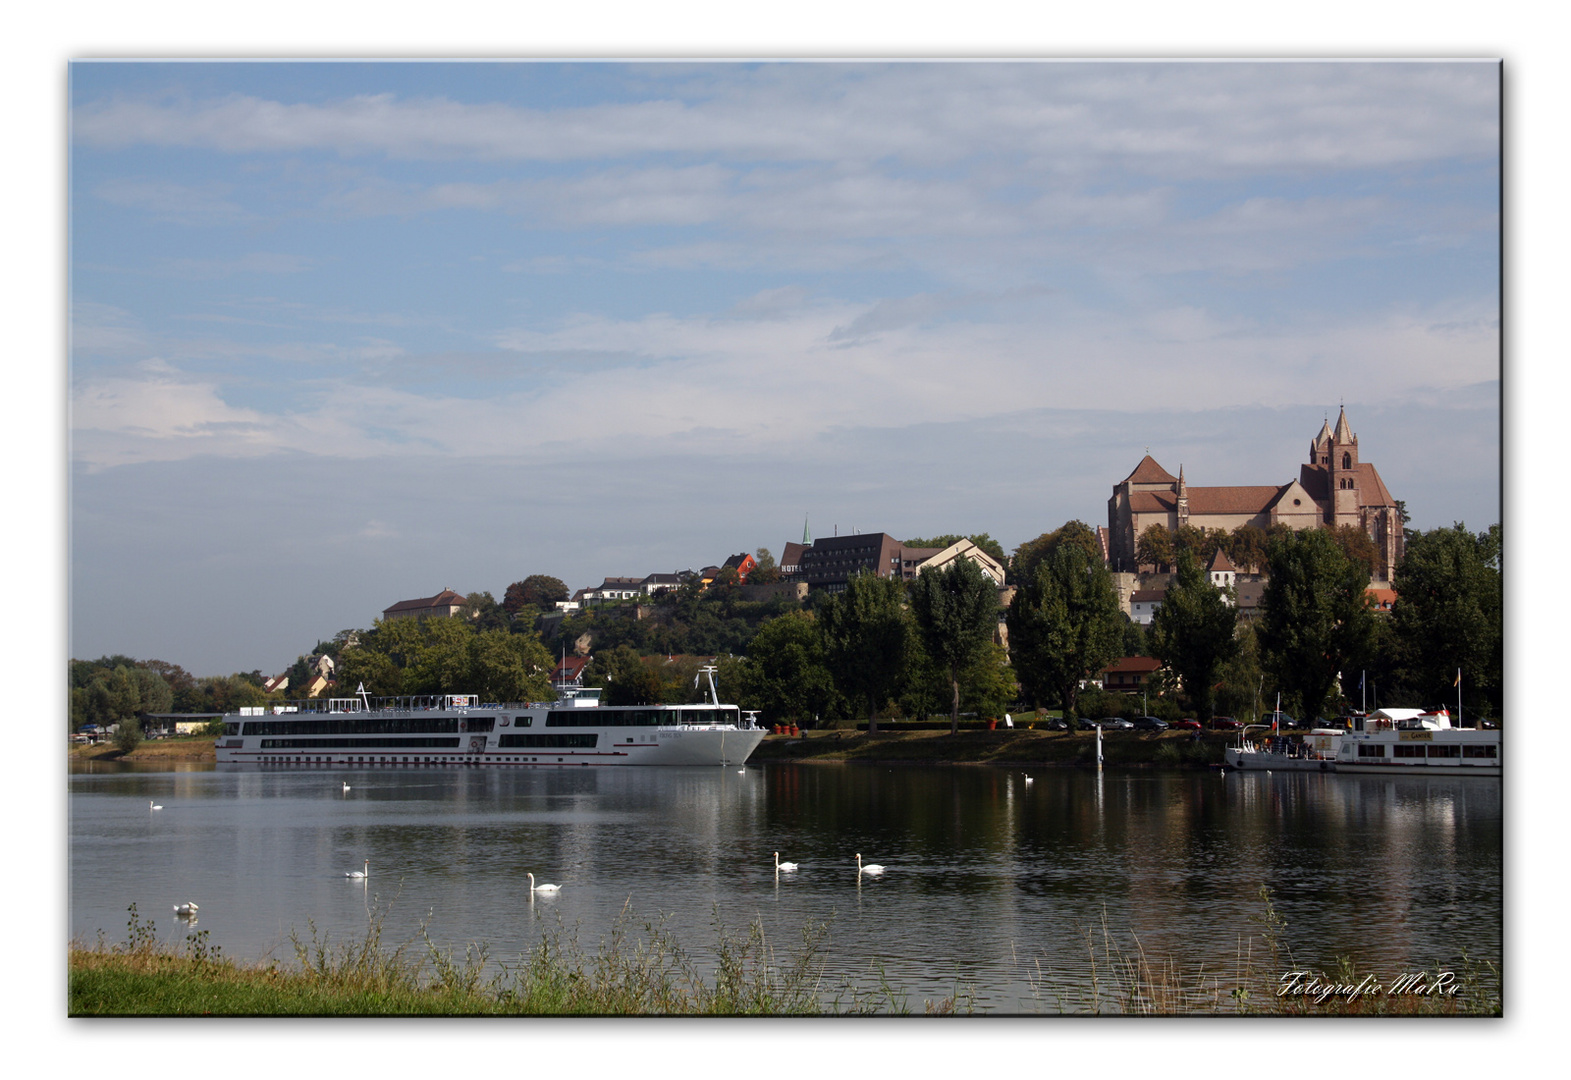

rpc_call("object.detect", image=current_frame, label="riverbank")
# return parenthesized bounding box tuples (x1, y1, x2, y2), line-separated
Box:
(68, 736, 217, 764)
(747, 727, 1229, 768)
(66, 729, 1232, 768)
(69, 896, 1499, 1016)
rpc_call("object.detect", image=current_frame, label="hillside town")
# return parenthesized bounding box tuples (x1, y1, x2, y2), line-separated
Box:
(70, 409, 1501, 742)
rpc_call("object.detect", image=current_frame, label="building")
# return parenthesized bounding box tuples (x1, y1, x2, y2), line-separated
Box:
(1129, 588, 1166, 626)
(382, 588, 467, 621)
(787, 532, 1004, 592)
(719, 552, 757, 582)
(1102, 656, 1164, 694)
(550, 655, 590, 693)
(1106, 407, 1404, 578)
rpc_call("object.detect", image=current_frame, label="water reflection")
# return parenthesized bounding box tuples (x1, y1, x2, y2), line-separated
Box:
(70, 762, 1499, 1012)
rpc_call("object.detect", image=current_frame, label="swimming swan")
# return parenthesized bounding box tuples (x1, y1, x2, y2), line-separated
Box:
(342, 781, 351, 792)
(173, 902, 198, 916)
(346, 860, 369, 879)
(149, 801, 163, 810)
(774, 851, 799, 872)
(855, 853, 885, 876)
(527, 872, 561, 894)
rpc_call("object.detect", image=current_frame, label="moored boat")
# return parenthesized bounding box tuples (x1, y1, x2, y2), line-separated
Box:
(1224, 729, 1342, 771)
(1332, 706, 1499, 776)
(215, 666, 765, 768)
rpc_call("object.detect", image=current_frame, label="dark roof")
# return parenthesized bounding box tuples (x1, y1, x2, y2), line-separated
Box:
(383, 589, 465, 615)
(1130, 589, 1167, 603)
(1128, 491, 1177, 513)
(1207, 548, 1237, 572)
(1185, 486, 1284, 515)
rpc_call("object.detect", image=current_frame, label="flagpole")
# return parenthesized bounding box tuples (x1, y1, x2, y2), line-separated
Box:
(1457, 667, 1462, 727)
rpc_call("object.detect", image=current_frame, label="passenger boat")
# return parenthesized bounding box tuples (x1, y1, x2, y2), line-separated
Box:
(1223, 729, 1343, 772)
(214, 666, 765, 768)
(1331, 707, 1500, 776)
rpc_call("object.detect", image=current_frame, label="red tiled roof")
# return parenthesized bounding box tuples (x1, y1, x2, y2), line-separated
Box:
(1123, 455, 1178, 485)
(1130, 589, 1167, 603)
(1129, 491, 1177, 513)
(1103, 656, 1163, 675)
(1185, 486, 1284, 515)
(1207, 548, 1237, 572)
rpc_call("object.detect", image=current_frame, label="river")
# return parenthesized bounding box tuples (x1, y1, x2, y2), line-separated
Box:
(68, 761, 1501, 1014)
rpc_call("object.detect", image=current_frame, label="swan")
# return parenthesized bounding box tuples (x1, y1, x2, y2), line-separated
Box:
(173, 902, 198, 916)
(346, 860, 369, 879)
(855, 853, 885, 876)
(149, 800, 163, 810)
(1024, 775, 1033, 785)
(527, 872, 561, 894)
(342, 781, 351, 792)
(774, 851, 799, 872)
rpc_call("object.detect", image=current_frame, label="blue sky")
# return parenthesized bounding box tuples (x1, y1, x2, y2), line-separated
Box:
(68, 60, 1501, 675)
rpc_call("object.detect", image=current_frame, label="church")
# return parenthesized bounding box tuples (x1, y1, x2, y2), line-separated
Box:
(1106, 408, 1404, 579)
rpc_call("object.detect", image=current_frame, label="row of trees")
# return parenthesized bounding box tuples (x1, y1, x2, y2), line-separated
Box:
(1134, 520, 1383, 577)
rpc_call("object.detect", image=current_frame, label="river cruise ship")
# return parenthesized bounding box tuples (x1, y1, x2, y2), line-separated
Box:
(214, 668, 765, 768)
(1331, 707, 1500, 776)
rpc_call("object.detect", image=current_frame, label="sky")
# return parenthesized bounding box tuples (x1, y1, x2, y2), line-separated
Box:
(67, 59, 1502, 677)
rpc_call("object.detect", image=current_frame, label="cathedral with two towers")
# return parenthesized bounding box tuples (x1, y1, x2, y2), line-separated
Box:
(1106, 408, 1403, 579)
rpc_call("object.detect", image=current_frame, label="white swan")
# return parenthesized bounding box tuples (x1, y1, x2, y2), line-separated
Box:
(173, 902, 198, 916)
(855, 853, 885, 876)
(527, 872, 561, 894)
(1024, 775, 1033, 785)
(346, 860, 369, 879)
(342, 781, 351, 792)
(149, 800, 163, 810)
(774, 851, 799, 872)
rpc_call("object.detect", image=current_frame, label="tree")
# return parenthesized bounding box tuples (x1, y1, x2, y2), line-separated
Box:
(818, 572, 914, 734)
(1006, 542, 1123, 717)
(1135, 524, 1175, 572)
(909, 557, 1001, 734)
(1390, 523, 1502, 717)
(738, 610, 840, 724)
(1013, 521, 1102, 585)
(1257, 527, 1376, 721)
(749, 548, 782, 585)
(504, 575, 570, 615)
(462, 591, 509, 632)
(1328, 524, 1382, 578)
(1226, 525, 1270, 574)
(1148, 550, 1239, 720)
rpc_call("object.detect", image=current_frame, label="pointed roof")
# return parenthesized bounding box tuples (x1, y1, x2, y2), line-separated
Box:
(1207, 547, 1237, 573)
(1123, 454, 1178, 485)
(1333, 407, 1354, 444)
(1314, 418, 1333, 448)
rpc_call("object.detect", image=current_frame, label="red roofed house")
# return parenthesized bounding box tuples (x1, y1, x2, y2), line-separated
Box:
(550, 655, 591, 692)
(1103, 656, 1164, 693)
(1129, 588, 1166, 626)
(382, 588, 467, 622)
(1366, 586, 1397, 613)
(1107, 408, 1404, 580)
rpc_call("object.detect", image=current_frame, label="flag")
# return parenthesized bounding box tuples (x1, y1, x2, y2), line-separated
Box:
(1454, 669, 1462, 687)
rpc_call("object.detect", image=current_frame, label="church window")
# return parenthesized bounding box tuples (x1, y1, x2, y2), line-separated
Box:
(1342, 452, 1352, 469)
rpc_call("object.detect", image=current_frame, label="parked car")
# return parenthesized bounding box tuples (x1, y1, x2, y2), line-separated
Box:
(1209, 717, 1242, 730)
(1102, 718, 1135, 730)
(1261, 711, 1298, 730)
(1045, 718, 1070, 731)
(1130, 716, 1168, 731)
(1171, 719, 1203, 731)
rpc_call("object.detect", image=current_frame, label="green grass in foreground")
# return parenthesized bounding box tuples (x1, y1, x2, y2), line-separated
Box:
(70, 891, 1500, 1017)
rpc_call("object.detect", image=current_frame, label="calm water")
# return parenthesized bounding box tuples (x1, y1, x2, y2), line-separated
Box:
(69, 762, 1501, 1013)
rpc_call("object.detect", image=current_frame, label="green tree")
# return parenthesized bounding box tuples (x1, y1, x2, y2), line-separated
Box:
(748, 548, 782, 585)
(1390, 523, 1502, 717)
(1006, 542, 1123, 717)
(818, 573, 914, 734)
(1226, 525, 1270, 574)
(1135, 524, 1175, 572)
(504, 575, 570, 615)
(738, 610, 839, 724)
(1257, 527, 1376, 721)
(1148, 550, 1239, 720)
(909, 557, 1002, 734)
(1012, 521, 1102, 585)
(1328, 524, 1382, 578)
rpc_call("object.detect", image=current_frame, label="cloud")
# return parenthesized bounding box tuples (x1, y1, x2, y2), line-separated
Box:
(91, 179, 250, 226)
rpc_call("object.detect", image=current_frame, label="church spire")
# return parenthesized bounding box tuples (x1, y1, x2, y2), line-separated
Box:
(1333, 406, 1354, 445)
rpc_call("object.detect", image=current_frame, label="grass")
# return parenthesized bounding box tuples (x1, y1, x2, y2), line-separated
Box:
(70, 889, 1500, 1016)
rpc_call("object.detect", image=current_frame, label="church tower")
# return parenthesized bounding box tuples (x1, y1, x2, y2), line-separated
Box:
(1328, 407, 1360, 527)
(1176, 465, 1189, 529)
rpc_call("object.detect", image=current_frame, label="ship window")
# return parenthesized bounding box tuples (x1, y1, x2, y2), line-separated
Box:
(1463, 745, 1497, 758)
(1393, 745, 1425, 758)
(1357, 744, 1385, 757)
(1427, 744, 1461, 758)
